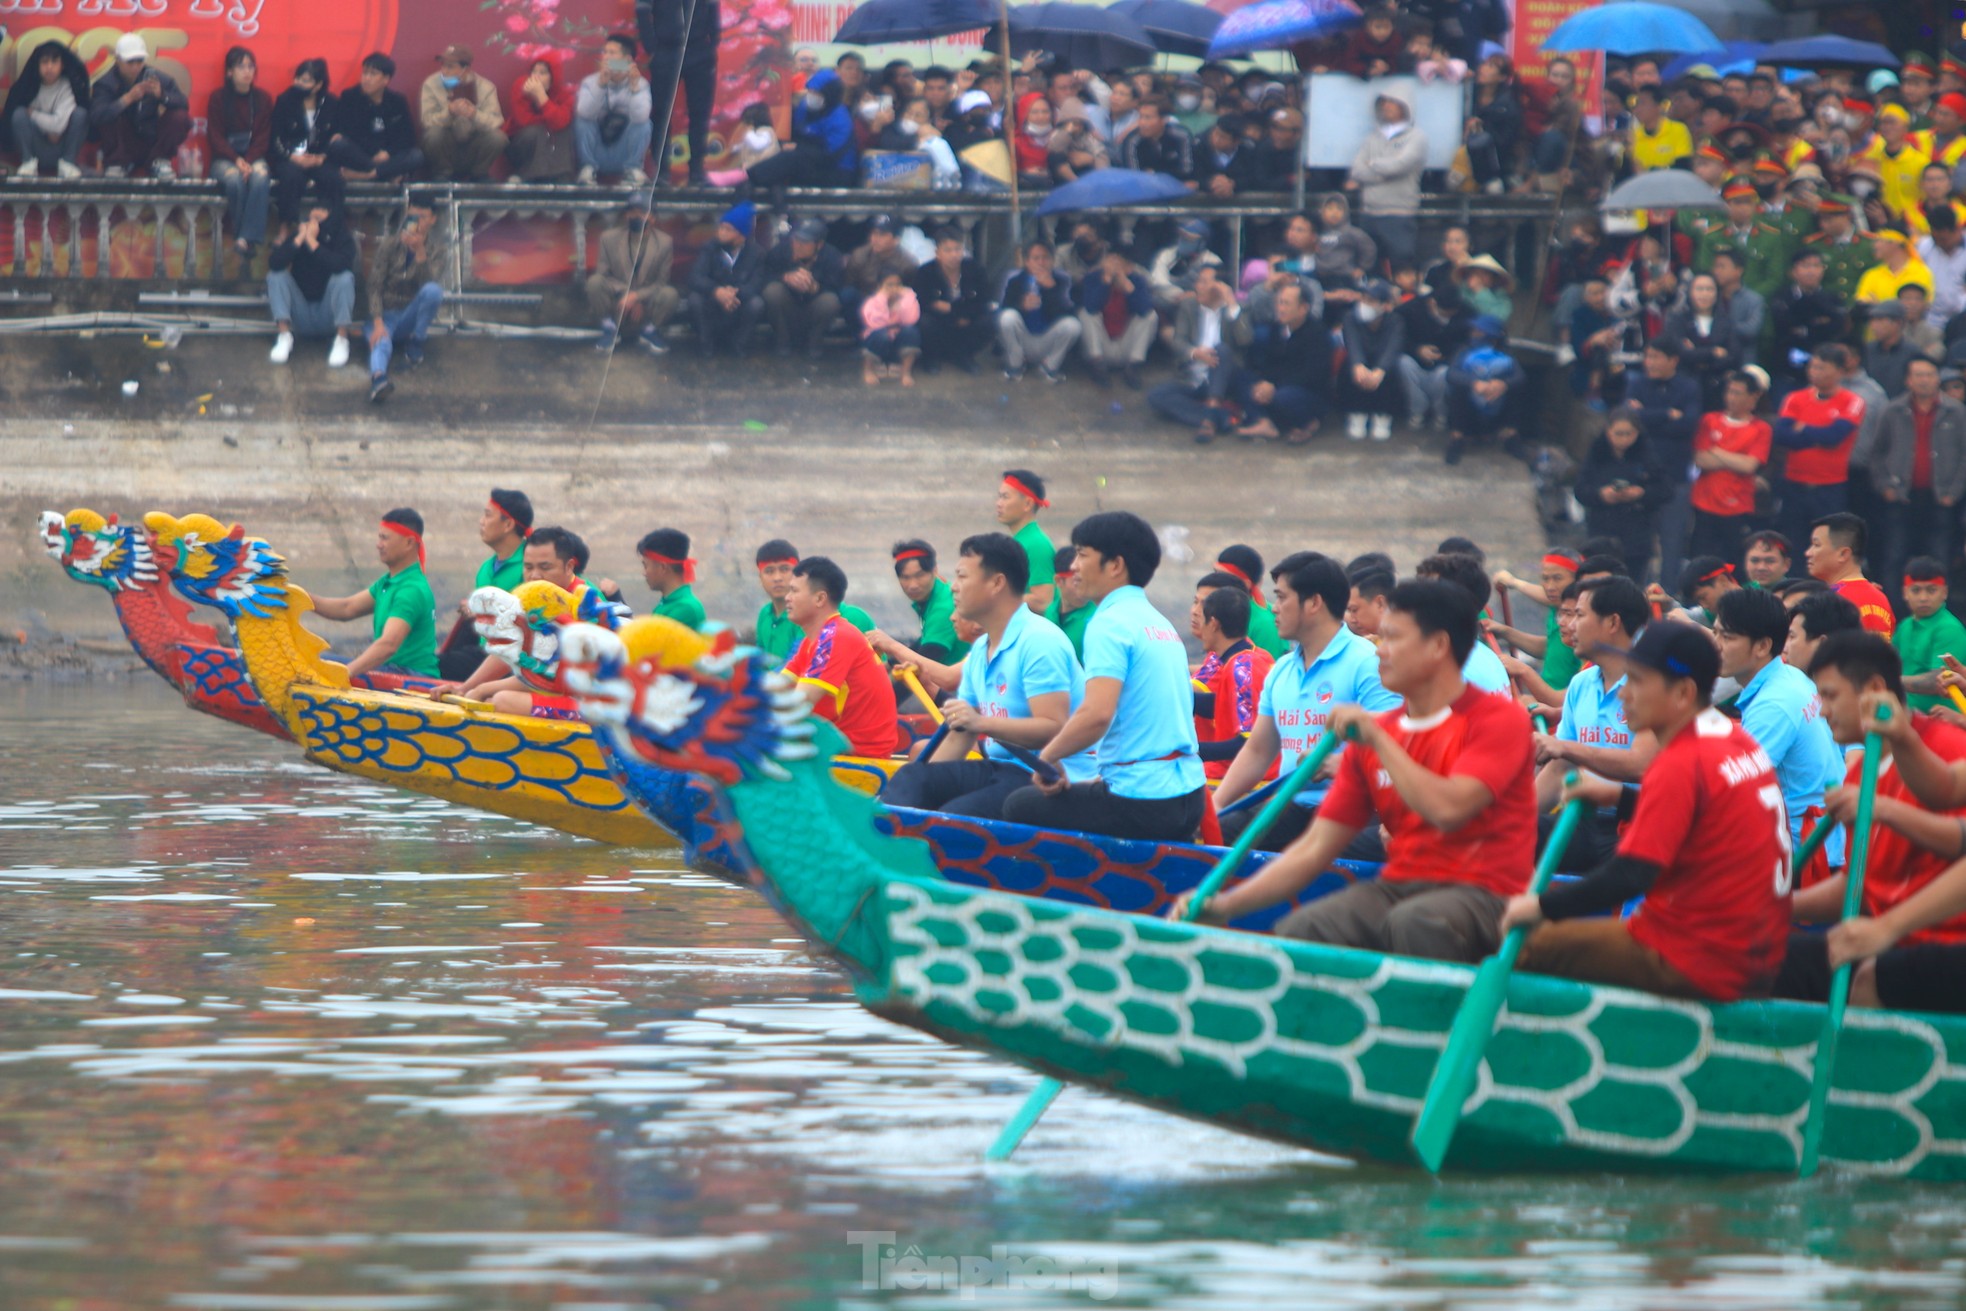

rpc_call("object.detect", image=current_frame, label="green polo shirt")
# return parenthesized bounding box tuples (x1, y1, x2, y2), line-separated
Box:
(474, 547, 523, 593)
(653, 582, 707, 631)
(1897, 608, 1966, 711)
(368, 563, 439, 677)
(1015, 521, 1055, 595)
(912, 577, 969, 661)
(1541, 606, 1581, 692)
(1247, 603, 1286, 659)
(1043, 595, 1092, 662)
(754, 601, 873, 663)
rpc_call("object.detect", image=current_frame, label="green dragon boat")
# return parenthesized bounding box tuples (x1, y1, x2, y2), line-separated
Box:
(589, 615, 1966, 1178)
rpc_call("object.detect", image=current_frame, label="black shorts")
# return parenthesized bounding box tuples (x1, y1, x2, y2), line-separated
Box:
(1773, 930, 1966, 1014)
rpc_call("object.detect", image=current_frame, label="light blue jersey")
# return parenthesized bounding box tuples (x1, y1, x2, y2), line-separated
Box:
(1736, 657, 1844, 847)
(957, 605, 1098, 782)
(1080, 585, 1205, 799)
(1258, 625, 1400, 804)
(1464, 641, 1512, 694)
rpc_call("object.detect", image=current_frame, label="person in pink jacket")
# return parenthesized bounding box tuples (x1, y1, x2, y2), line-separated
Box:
(860, 270, 921, 388)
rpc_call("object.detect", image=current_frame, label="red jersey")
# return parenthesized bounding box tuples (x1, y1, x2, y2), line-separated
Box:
(1690, 412, 1771, 517)
(786, 615, 901, 758)
(1831, 577, 1897, 637)
(1320, 684, 1537, 896)
(1200, 642, 1276, 781)
(1849, 714, 1966, 945)
(1776, 387, 1865, 485)
(1620, 709, 1791, 1001)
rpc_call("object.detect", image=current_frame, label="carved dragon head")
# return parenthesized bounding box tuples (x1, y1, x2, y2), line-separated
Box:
(143, 512, 288, 620)
(40, 509, 160, 592)
(560, 616, 814, 785)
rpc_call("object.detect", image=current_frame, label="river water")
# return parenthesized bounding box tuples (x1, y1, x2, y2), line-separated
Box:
(1, 680, 1963, 1310)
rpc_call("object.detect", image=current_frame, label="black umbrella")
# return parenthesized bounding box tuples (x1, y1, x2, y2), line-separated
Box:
(1007, 2, 1158, 70)
(834, 0, 1003, 44)
(1110, 0, 1223, 57)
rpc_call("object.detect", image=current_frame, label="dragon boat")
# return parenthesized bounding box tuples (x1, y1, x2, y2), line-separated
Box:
(585, 615, 1966, 1179)
(39, 509, 435, 737)
(560, 620, 1374, 923)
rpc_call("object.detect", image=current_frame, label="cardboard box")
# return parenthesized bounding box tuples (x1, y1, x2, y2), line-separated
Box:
(862, 150, 934, 191)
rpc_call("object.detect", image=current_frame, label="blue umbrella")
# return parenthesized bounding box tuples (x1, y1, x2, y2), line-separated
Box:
(1208, 0, 1361, 58)
(1662, 40, 1765, 81)
(1544, 1, 1720, 56)
(1035, 167, 1192, 216)
(834, 0, 1003, 43)
(1110, 0, 1223, 57)
(1008, 3, 1158, 69)
(1756, 35, 1900, 70)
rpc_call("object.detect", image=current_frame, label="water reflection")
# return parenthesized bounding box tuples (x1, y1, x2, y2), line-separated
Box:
(1, 682, 1963, 1309)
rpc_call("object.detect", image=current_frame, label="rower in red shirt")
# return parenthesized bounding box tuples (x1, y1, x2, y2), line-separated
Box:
(782, 555, 902, 758)
(1504, 622, 1791, 1001)
(1188, 582, 1275, 780)
(1179, 579, 1536, 964)
(1805, 511, 1896, 637)
(1776, 632, 1966, 1014)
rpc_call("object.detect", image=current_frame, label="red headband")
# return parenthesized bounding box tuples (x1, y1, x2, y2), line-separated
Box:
(1906, 573, 1946, 586)
(642, 550, 696, 582)
(1215, 559, 1270, 609)
(1003, 475, 1048, 508)
(488, 499, 530, 538)
(381, 518, 425, 565)
(1697, 562, 1734, 585)
(892, 549, 930, 563)
(1541, 553, 1579, 573)
(757, 556, 797, 571)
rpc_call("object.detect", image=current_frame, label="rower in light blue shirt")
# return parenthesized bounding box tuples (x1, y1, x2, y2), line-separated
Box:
(1715, 587, 1843, 849)
(1077, 582, 1205, 799)
(958, 603, 1098, 782)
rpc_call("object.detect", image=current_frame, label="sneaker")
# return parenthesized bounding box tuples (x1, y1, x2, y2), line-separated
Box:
(502, 175, 524, 188)
(625, 168, 649, 187)
(369, 373, 394, 403)
(151, 161, 176, 182)
(56, 159, 81, 180)
(1370, 414, 1392, 441)
(577, 165, 597, 185)
(595, 319, 619, 352)
(1346, 412, 1368, 441)
(1444, 437, 1465, 466)
(104, 164, 127, 179)
(327, 335, 349, 368)
(1003, 365, 1025, 381)
(636, 328, 668, 356)
(1120, 364, 1143, 390)
(269, 331, 294, 364)
(1039, 365, 1065, 384)
(401, 346, 425, 369)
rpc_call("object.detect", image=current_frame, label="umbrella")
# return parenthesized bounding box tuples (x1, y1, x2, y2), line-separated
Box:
(1600, 171, 1725, 211)
(1007, 3, 1158, 69)
(1111, 0, 1223, 57)
(834, 0, 1003, 43)
(1544, 1, 1720, 56)
(1756, 35, 1900, 71)
(1619, 0, 1780, 43)
(1208, 0, 1360, 58)
(1034, 166, 1192, 216)
(1662, 40, 1765, 81)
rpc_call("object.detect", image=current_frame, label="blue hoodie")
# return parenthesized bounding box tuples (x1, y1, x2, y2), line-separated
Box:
(795, 69, 857, 183)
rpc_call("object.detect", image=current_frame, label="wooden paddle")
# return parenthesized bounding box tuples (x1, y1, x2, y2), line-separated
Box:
(896, 666, 944, 725)
(984, 724, 1351, 1163)
(1797, 706, 1888, 1178)
(1947, 685, 1966, 717)
(1410, 773, 1587, 1173)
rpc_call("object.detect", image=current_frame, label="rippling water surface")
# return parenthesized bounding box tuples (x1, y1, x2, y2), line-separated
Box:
(2, 680, 1965, 1310)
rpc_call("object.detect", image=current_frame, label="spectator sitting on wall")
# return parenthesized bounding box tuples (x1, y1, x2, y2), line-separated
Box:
(420, 44, 507, 183)
(1397, 281, 1471, 430)
(365, 193, 449, 404)
(1443, 315, 1525, 466)
(6, 40, 89, 180)
(89, 33, 190, 180)
(1194, 113, 1257, 198)
(1148, 216, 1223, 314)
(330, 53, 422, 184)
(687, 201, 766, 358)
(1149, 262, 1242, 443)
(268, 203, 357, 369)
(575, 34, 652, 186)
(1231, 280, 1330, 445)
(586, 195, 677, 355)
(1347, 92, 1427, 275)
(1315, 193, 1377, 320)
(269, 59, 343, 235)
(504, 51, 576, 184)
(761, 217, 845, 360)
(748, 68, 857, 190)
(840, 213, 918, 325)
(860, 270, 922, 387)
(205, 46, 272, 256)
(1119, 96, 1193, 182)
(998, 237, 1082, 383)
(1078, 246, 1156, 391)
(910, 224, 993, 375)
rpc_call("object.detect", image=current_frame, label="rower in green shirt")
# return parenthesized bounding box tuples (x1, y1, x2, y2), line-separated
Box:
(1489, 551, 1582, 693)
(751, 537, 871, 663)
(996, 467, 1056, 615)
(1214, 544, 1288, 658)
(638, 527, 707, 631)
(890, 539, 971, 662)
(308, 507, 440, 678)
(1042, 544, 1093, 660)
(1897, 558, 1966, 711)
(438, 487, 533, 680)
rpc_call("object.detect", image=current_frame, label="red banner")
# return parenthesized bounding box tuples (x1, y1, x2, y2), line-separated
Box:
(1508, 0, 1603, 120)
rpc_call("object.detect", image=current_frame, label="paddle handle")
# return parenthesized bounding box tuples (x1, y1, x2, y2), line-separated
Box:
(1216, 773, 1285, 820)
(1185, 725, 1347, 923)
(1798, 716, 1887, 1177)
(1410, 774, 1586, 1172)
(1948, 685, 1966, 716)
(913, 719, 954, 766)
(897, 666, 944, 725)
(995, 740, 1064, 786)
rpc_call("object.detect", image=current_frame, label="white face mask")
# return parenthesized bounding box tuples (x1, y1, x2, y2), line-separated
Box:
(898, 118, 921, 137)
(1356, 303, 1382, 323)
(858, 98, 884, 122)
(804, 91, 824, 112)
(742, 126, 774, 151)
(1027, 123, 1052, 141)
(1175, 93, 1200, 112)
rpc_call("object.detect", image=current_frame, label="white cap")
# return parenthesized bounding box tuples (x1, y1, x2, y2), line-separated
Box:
(113, 33, 148, 61)
(956, 89, 992, 115)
